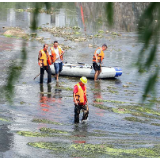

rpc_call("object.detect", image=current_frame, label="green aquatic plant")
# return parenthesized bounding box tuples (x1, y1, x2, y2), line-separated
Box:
(0, 117, 10, 122)
(17, 130, 69, 138)
(27, 141, 160, 158)
(72, 26, 80, 30)
(151, 123, 160, 126)
(28, 142, 69, 153)
(17, 131, 48, 137)
(32, 118, 63, 125)
(93, 104, 113, 111)
(98, 30, 104, 33)
(95, 98, 126, 104)
(112, 108, 132, 114)
(39, 127, 68, 134)
(124, 117, 146, 123)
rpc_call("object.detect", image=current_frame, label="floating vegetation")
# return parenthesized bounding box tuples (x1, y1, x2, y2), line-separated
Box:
(0, 117, 10, 122)
(27, 141, 160, 158)
(94, 34, 103, 38)
(17, 127, 70, 138)
(98, 30, 104, 33)
(151, 123, 160, 126)
(111, 32, 121, 36)
(21, 8, 54, 14)
(20, 101, 25, 105)
(95, 98, 126, 104)
(28, 142, 69, 154)
(15, 9, 24, 12)
(17, 131, 48, 137)
(112, 108, 132, 114)
(32, 118, 63, 125)
(93, 101, 160, 121)
(138, 68, 147, 73)
(72, 26, 80, 30)
(111, 104, 160, 121)
(3, 27, 29, 39)
(93, 104, 113, 111)
(123, 85, 129, 88)
(132, 105, 160, 116)
(124, 117, 146, 123)
(30, 33, 37, 38)
(39, 127, 68, 134)
(108, 89, 119, 94)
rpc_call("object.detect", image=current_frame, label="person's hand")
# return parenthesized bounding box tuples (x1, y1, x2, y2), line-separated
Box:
(75, 101, 78, 105)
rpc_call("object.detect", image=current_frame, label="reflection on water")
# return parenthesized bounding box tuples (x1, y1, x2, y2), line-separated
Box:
(72, 123, 88, 144)
(39, 83, 62, 112)
(114, 78, 122, 85)
(93, 81, 104, 117)
(93, 81, 102, 100)
(39, 84, 51, 112)
(54, 82, 62, 100)
(0, 124, 13, 153)
(39, 82, 63, 122)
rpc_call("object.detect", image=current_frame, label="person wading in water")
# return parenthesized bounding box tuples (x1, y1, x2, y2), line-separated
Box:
(73, 77, 89, 123)
(92, 44, 107, 81)
(38, 44, 52, 84)
(50, 41, 64, 82)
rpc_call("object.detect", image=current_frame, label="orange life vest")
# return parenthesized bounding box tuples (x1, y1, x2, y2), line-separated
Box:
(92, 47, 104, 63)
(74, 83, 86, 103)
(38, 49, 51, 66)
(50, 46, 63, 63)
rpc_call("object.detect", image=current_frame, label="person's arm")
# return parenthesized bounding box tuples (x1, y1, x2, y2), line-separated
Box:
(84, 87, 88, 104)
(38, 51, 43, 67)
(94, 49, 101, 64)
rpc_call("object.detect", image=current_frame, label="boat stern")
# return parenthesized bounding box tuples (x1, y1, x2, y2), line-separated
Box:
(114, 67, 122, 77)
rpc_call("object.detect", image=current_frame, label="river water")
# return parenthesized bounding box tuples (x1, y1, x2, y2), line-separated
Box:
(1, 2, 160, 158)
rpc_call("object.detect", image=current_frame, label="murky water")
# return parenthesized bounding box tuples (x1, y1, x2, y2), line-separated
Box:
(1, 2, 160, 158)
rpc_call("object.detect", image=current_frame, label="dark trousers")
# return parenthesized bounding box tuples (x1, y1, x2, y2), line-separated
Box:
(74, 104, 89, 123)
(40, 65, 51, 84)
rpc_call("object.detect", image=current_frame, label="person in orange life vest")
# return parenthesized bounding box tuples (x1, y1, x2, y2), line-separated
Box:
(92, 44, 107, 81)
(50, 41, 64, 81)
(38, 44, 52, 84)
(73, 77, 89, 123)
